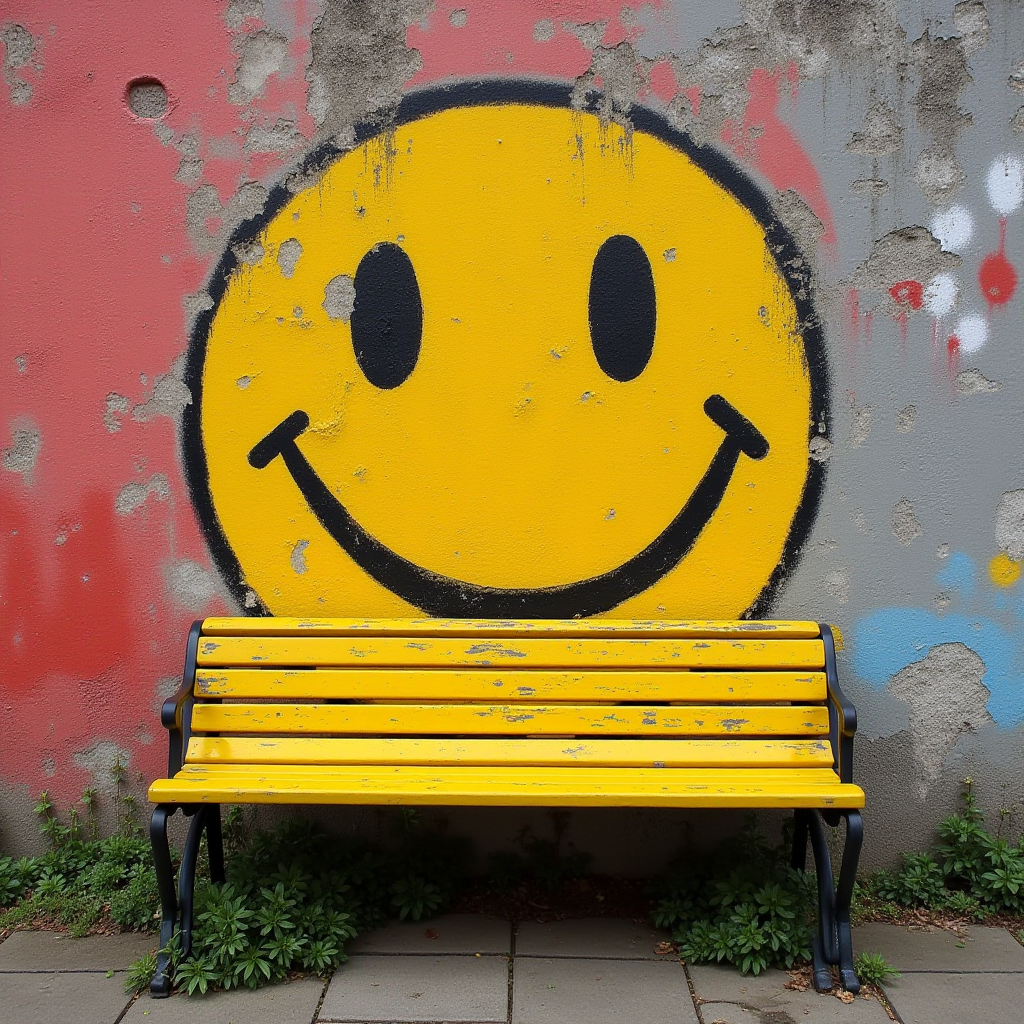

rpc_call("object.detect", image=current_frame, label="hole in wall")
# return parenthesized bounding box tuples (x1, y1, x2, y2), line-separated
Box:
(126, 77, 168, 119)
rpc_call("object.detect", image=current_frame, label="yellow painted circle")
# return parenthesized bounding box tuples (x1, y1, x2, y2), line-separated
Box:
(989, 552, 1021, 588)
(194, 100, 819, 617)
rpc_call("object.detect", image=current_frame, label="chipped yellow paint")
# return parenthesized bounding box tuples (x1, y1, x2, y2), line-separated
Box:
(185, 736, 836, 768)
(195, 667, 827, 702)
(149, 765, 864, 809)
(190, 702, 829, 736)
(201, 617, 823, 639)
(989, 552, 1021, 587)
(199, 102, 813, 618)
(195, 636, 826, 669)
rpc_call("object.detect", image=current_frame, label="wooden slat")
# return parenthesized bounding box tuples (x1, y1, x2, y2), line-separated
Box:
(195, 668, 827, 702)
(196, 636, 825, 670)
(190, 703, 829, 736)
(202, 617, 822, 639)
(185, 736, 835, 768)
(150, 764, 864, 809)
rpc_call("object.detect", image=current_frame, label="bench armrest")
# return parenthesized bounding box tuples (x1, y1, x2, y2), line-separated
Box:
(820, 623, 857, 784)
(160, 620, 203, 777)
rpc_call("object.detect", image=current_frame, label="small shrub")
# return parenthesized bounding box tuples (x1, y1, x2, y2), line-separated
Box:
(125, 952, 158, 995)
(854, 951, 900, 986)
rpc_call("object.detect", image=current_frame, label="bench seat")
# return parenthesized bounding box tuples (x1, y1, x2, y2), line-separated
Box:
(148, 616, 864, 996)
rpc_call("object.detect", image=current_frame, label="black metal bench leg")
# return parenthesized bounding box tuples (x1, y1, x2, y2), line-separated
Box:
(205, 805, 225, 884)
(177, 806, 209, 961)
(150, 804, 178, 997)
(835, 810, 864, 994)
(805, 810, 838, 992)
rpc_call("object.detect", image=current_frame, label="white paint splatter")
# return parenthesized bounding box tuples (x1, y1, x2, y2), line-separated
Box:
(986, 154, 1024, 217)
(953, 313, 988, 354)
(923, 273, 958, 319)
(930, 205, 974, 252)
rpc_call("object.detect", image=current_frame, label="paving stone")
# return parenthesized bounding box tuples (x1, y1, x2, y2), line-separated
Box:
(122, 976, 325, 1023)
(515, 917, 672, 960)
(348, 913, 511, 954)
(319, 953, 508, 1022)
(0, 929, 157, 971)
(688, 965, 891, 1023)
(853, 923, 1024, 972)
(512, 957, 696, 1024)
(884, 971, 1024, 1024)
(2, 970, 133, 1024)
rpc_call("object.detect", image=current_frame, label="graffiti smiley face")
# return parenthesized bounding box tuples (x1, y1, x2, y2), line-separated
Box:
(186, 83, 827, 619)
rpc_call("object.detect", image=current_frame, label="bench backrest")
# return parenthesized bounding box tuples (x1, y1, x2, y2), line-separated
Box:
(176, 618, 839, 773)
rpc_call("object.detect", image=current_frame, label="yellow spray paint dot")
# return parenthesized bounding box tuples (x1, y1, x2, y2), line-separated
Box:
(188, 89, 825, 618)
(989, 552, 1021, 587)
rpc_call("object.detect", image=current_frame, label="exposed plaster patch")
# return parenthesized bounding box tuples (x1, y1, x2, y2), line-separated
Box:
(232, 240, 266, 266)
(103, 393, 130, 433)
(449, 8, 467, 28)
(847, 102, 902, 156)
(1011, 107, 1024, 134)
(1, 23, 42, 106)
(533, 19, 555, 43)
(164, 559, 220, 611)
(14, 354, 27, 373)
(896, 405, 917, 433)
(889, 643, 992, 795)
(72, 741, 132, 797)
(174, 157, 204, 185)
(290, 539, 310, 574)
(224, 0, 263, 31)
(127, 80, 168, 119)
(229, 28, 288, 105)
(955, 368, 1002, 394)
(185, 181, 269, 256)
(848, 404, 872, 448)
(912, 31, 972, 202)
(306, 0, 429, 141)
(772, 189, 824, 259)
(825, 567, 850, 604)
(2, 417, 41, 484)
(937, 543, 951, 558)
(244, 118, 304, 154)
(892, 498, 923, 545)
(115, 473, 170, 516)
(953, 1, 990, 57)
(132, 354, 192, 424)
(809, 436, 833, 462)
(850, 178, 889, 197)
(995, 490, 1024, 561)
(853, 226, 960, 294)
(277, 237, 303, 278)
(323, 274, 356, 321)
(572, 40, 647, 124)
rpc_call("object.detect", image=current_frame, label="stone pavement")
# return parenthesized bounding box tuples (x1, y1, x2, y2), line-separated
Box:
(1, 916, 1022, 1023)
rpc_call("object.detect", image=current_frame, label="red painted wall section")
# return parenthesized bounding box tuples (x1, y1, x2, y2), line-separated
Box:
(0, 0, 833, 810)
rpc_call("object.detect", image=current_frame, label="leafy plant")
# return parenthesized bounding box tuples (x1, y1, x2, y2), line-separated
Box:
(854, 951, 900, 986)
(125, 952, 158, 995)
(652, 819, 815, 976)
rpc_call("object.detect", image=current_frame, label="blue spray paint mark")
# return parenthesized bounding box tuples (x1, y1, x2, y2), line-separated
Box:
(850, 608, 1024, 727)
(935, 551, 975, 598)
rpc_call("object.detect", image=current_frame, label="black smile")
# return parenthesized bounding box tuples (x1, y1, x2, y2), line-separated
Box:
(247, 395, 768, 617)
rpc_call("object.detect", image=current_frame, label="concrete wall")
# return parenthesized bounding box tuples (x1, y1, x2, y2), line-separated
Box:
(3, 0, 1024, 868)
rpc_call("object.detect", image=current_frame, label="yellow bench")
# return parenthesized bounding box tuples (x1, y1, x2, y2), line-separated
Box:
(148, 617, 864, 995)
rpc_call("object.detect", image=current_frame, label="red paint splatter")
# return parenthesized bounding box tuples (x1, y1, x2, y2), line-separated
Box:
(721, 68, 837, 253)
(889, 280, 923, 347)
(979, 251, 1017, 307)
(947, 335, 961, 377)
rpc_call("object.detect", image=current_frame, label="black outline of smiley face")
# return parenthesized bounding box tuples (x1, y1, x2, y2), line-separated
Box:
(182, 79, 830, 618)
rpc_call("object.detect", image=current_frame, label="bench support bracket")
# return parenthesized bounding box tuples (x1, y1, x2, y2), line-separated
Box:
(792, 808, 863, 994)
(149, 802, 225, 997)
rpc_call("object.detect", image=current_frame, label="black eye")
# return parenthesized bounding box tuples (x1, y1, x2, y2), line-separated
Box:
(588, 234, 656, 382)
(350, 242, 423, 389)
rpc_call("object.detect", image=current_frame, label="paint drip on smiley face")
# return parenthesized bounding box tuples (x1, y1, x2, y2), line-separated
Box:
(186, 82, 828, 619)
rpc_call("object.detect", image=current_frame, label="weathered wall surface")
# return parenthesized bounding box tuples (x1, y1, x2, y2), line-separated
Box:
(3, 0, 1024, 868)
